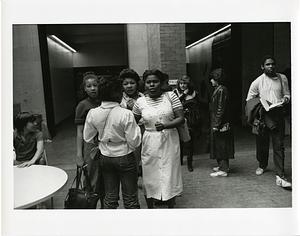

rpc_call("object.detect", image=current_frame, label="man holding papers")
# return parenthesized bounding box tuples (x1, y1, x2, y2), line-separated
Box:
(246, 55, 291, 189)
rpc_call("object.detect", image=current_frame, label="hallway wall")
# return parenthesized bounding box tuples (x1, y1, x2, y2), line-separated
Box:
(73, 42, 127, 68)
(13, 25, 47, 118)
(47, 38, 76, 125)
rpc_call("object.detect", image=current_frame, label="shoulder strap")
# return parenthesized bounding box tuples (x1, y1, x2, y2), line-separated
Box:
(100, 106, 116, 140)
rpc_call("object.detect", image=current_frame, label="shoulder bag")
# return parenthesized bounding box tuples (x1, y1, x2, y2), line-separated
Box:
(166, 92, 191, 142)
(64, 165, 100, 209)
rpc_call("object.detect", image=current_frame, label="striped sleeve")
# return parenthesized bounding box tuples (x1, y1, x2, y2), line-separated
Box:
(169, 91, 183, 111)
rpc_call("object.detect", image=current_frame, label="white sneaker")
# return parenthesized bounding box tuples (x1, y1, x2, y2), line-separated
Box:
(276, 176, 292, 188)
(213, 167, 230, 172)
(255, 167, 264, 175)
(210, 171, 228, 177)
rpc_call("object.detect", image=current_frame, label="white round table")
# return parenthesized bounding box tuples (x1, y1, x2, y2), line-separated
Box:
(14, 165, 68, 209)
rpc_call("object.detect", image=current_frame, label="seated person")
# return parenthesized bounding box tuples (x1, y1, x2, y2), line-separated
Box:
(13, 112, 46, 167)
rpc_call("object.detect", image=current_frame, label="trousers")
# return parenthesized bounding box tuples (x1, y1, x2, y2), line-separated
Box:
(101, 152, 140, 209)
(256, 116, 285, 177)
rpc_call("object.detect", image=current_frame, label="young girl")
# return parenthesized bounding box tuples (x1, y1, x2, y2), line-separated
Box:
(14, 112, 46, 167)
(174, 75, 201, 172)
(75, 71, 104, 207)
(119, 68, 144, 181)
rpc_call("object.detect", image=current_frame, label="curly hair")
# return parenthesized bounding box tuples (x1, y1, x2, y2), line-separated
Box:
(142, 69, 164, 82)
(119, 68, 140, 83)
(98, 76, 122, 102)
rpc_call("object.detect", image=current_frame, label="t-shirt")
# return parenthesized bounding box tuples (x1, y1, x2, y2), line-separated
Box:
(75, 97, 100, 125)
(246, 73, 290, 104)
(132, 91, 182, 116)
(14, 131, 43, 161)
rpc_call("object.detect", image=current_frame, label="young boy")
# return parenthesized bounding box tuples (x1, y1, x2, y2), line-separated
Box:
(14, 112, 45, 167)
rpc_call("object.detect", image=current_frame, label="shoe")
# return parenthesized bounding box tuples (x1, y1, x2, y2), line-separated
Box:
(255, 167, 264, 175)
(213, 167, 230, 172)
(188, 164, 193, 172)
(276, 176, 292, 188)
(210, 171, 228, 177)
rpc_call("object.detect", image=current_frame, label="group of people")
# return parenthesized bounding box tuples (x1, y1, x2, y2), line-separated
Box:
(13, 54, 291, 210)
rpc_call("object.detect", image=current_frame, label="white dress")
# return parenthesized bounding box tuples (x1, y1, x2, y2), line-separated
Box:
(134, 92, 183, 201)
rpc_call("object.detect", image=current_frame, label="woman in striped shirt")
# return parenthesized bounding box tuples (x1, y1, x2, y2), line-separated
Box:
(133, 69, 184, 208)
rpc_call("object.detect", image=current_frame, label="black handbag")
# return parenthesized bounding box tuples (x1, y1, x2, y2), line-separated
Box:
(64, 165, 100, 209)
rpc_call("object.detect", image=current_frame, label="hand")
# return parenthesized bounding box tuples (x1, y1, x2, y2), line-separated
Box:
(281, 97, 289, 105)
(126, 99, 135, 110)
(212, 127, 219, 133)
(155, 122, 165, 131)
(75, 154, 85, 167)
(17, 160, 35, 168)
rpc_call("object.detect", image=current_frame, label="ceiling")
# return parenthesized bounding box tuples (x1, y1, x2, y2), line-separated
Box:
(45, 23, 229, 49)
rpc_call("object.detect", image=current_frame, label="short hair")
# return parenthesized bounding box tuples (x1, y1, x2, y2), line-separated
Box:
(261, 55, 276, 66)
(98, 76, 122, 102)
(209, 68, 226, 85)
(142, 69, 164, 82)
(14, 112, 37, 132)
(119, 68, 140, 83)
(177, 75, 195, 94)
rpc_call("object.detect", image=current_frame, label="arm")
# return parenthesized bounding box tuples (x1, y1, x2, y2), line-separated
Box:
(246, 79, 260, 101)
(124, 112, 142, 150)
(83, 110, 98, 143)
(18, 136, 44, 168)
(156, 92, 184, 131)
(75, 125, 85, 166)
(280, 74, 291, 104)
(132, 99, 142, 123)
(212, 88, 228, 130)
(156, 109, 184, 131)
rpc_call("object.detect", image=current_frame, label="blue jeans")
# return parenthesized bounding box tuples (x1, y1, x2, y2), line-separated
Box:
(100, 152, 140, 209)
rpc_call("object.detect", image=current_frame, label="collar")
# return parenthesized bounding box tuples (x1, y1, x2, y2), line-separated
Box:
(263, 73, 279, 80)
(100, 101, 120, 109)
(122, 92, 143, 101)
(87, 96, 100, 104)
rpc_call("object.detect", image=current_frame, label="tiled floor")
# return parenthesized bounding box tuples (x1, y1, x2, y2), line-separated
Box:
(45, 119, 292, 209)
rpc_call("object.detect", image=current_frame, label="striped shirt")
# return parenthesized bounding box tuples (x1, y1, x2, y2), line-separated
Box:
(132, 91, 183, 116)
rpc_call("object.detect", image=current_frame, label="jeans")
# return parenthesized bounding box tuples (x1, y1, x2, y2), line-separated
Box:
(256, 117, 285, 177)
(101, 152, 140, 209)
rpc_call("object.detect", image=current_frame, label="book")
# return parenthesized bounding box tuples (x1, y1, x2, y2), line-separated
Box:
(260, 98, 284, 111)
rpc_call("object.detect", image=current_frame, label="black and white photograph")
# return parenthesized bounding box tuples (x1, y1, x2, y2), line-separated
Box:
(2, 0, 300, 235)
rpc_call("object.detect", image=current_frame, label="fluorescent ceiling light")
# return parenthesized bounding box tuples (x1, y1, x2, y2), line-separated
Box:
(47, 35, 77, 53)
(186, 24, 231, 49)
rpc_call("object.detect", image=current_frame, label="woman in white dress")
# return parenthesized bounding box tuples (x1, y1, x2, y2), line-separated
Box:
(132, 69, 184, 208)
